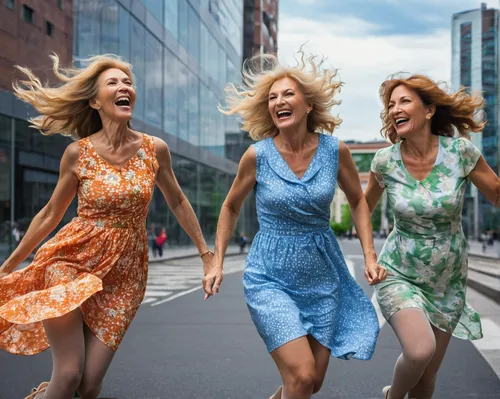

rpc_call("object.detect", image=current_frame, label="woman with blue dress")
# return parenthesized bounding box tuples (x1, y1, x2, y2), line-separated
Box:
(365, 74, 500, 399)
(203, 53, 386, 399)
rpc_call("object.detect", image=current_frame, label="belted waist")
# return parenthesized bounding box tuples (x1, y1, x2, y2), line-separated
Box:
(75, 216, 145, 229)
(259, 226, 331, 237)
(394, 221, 460, 240)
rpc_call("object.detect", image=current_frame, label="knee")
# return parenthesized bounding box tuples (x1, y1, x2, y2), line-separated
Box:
(404, 340, 436, 366)
(57, 368, 83, 392)
(287, 367, 316, 396)
(312, 378, 324, 394)
(78, 381, 102, 399)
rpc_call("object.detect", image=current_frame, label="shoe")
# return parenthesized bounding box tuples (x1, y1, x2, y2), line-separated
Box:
(269, 385, 283, 399)
(25, 382, 49, 399)
(382, 385, 391, 399)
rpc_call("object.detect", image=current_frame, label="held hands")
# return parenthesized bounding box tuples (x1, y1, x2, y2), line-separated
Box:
(364, 259, 387, 286)
(201, 252, 223, 300)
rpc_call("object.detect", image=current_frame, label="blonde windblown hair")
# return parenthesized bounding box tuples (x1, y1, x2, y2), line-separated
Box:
(13, 54, 134, 139)
(219, 51, 342, 140)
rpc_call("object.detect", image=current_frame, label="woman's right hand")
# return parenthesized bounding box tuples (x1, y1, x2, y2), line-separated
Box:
(202, 257, 224, 300)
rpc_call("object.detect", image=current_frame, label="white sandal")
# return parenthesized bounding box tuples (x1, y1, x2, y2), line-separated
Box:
(269, 385, 283, 399)
(382, 385, 391, 399)
(25, 382, 49, 399)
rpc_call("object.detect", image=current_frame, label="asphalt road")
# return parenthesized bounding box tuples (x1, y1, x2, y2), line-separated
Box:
(0, 241, 499, 399)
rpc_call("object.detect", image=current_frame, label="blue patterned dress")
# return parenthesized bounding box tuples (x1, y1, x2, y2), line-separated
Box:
(243, 133, 379, 360)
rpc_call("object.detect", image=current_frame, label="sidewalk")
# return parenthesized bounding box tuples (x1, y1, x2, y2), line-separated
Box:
(14, 245, 244, 271)
(468, 240, 500, 260)
(148, 244, 242, 263)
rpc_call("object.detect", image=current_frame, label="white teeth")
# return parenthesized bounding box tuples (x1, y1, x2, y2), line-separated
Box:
(277, 110, 291, 117)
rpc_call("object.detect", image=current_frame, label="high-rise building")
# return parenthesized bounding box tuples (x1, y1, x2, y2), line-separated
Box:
(452, 2, 500, 237)
(243, 0, 279, 61)
(0, 0, 250, 260)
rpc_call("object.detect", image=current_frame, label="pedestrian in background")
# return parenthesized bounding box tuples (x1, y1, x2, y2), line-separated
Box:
(0, 54, 213, 399)
(365, 74, 500, 399)
(204, 51, 385, 399)
(238, 232, 248, 254)
(153, 228, 167, 258)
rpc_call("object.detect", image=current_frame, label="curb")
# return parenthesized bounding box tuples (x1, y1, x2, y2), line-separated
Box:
(467, 277, 500, 304)
(469, 266, 500, 279)
(469, 253, 500, 261)
(148, 250, 244, 264)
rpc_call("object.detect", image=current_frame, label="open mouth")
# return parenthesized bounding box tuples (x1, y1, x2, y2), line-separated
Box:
(277, 110, 292, 119)
(115, 97, 131, 107)
(395, 117, 409, 127)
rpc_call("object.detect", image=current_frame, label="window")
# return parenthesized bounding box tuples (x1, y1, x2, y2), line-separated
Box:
(130, 18, 146, 120)
(22, 5, 34, 24)
(46, 21, 54, 37)
(58, 0, 64, 11)
(145, 33, 163, 128)
(164, 0, 178, 39)
(7, 0, 14, 10)
(178, 0, 189, 51)
(164, 49, 179, 136)
(118, 6, 130, 61)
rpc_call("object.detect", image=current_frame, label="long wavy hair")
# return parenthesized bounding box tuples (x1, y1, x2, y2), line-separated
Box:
(13, 54, 134, 139)
(380, 74, 485, 144)
(219, 50, 342, 140)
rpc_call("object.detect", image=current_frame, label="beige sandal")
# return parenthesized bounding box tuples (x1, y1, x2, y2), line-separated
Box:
(268, 385, 283, 399)
(25, 382, 49, 399)
(382, 385, 391, 399)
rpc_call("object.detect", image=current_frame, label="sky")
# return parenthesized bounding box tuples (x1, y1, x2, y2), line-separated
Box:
(277, 0, 500, 142)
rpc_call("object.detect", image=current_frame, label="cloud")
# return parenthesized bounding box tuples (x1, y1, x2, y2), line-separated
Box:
(278, 14, 451, 142)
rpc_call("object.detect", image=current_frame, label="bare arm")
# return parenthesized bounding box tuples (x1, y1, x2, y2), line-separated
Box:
(153, 137, 210, 255)
(337, 141, 386, 285)
(0, 142, 80, 274)
(468, 156, 500, 207)
(365, 171, 385, 214)
(203, 146, 256, 297)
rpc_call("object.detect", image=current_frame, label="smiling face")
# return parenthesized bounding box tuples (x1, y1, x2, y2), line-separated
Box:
(90, 68, 136, 123)
(388, 84, 434, 140)
(268, 77, 312, 131)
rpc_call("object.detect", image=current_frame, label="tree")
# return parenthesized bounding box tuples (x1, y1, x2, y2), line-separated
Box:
(330, 203, 353, 236)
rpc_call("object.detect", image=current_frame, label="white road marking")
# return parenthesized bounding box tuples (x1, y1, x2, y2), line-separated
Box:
(472, 317, 500, 379)
(346, 255, 386, 328)
(144, 257, 246, 307)
(346, 259, 356, 279)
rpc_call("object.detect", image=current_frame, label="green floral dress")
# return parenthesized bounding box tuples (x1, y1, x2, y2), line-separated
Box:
(371, 136, 482, 340)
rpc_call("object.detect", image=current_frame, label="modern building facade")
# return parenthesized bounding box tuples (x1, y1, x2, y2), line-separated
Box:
(452, 3, 500, 237)
(243, 0, 279, 61)
(0, 0, 251, 260)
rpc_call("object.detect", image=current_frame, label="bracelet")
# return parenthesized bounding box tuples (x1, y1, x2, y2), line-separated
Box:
(199, 250, 213, 258)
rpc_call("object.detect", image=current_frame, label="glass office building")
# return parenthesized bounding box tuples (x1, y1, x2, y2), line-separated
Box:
(0, 0, 251, 260)
(452, 4, 500, 237)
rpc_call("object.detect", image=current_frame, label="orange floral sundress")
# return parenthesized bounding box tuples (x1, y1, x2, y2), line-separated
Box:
(0, 133, 158, 355)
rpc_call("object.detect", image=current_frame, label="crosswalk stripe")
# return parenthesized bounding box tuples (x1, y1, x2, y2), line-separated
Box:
(143, 256, 246, 307)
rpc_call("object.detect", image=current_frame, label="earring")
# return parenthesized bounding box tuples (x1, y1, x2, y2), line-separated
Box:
(426, 115, 430, 119)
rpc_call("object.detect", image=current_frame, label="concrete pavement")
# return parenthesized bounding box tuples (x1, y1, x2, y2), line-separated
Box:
(1, 241, 499, 398)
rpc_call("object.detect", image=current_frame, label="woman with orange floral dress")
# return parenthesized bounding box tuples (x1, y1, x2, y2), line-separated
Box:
(0, 55, 214, 399)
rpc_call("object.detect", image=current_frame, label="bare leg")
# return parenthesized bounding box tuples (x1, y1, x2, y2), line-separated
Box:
(270, 337, 316, 399)
(76, 324, 116, 399)
(39, 309, 85, 399)
(408, 325, 451, 399)
(388, 308, 436, 399)
(306, 335, 330, 394)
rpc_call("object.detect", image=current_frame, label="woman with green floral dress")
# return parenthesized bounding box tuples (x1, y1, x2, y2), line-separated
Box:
(365, 74, 500, 399)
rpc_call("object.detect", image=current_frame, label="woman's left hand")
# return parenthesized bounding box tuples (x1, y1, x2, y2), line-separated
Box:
(364, 260, 387, 285)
